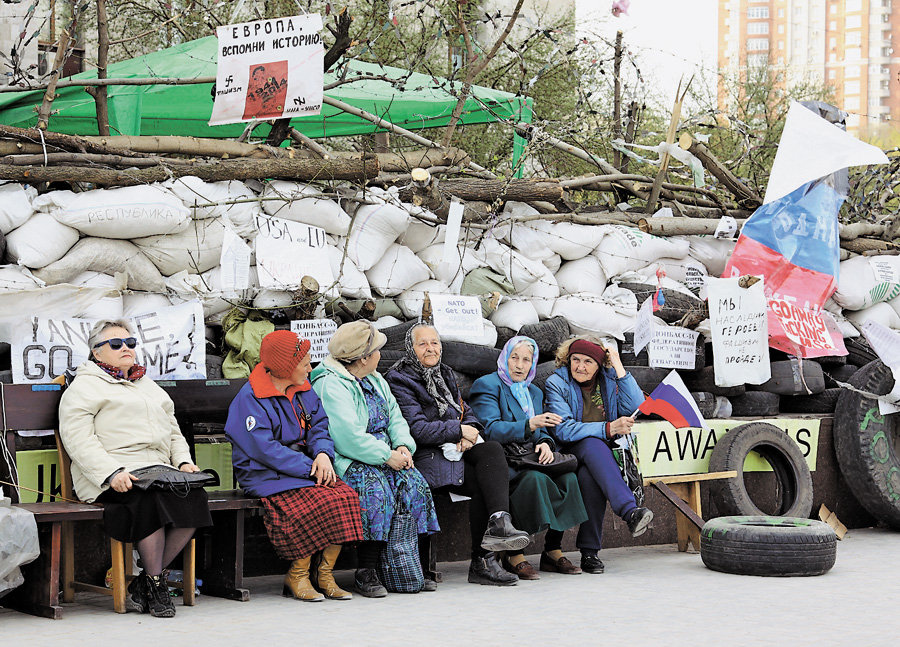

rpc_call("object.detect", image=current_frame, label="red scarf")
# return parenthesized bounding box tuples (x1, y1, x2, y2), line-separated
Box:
(92, 358, 147, 382)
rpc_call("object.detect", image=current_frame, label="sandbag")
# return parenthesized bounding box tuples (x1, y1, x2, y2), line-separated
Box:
(0, 265, 39, 291)
(479, 237, 545, 291)
(398, 220, 445, 253)
(418, 243, 484, 285)
(397, 279, 446, 320)
(373, 315, 405, 329)
(833, 255, 900, 311)
(346, 203, 410, 271)
(551, 292, 635, 340)
(366, 243, 432, 297)
(555, 256, 608, 296)
(0, 183, 36, 234)
(594, 225, 690, 279)
(134, 217, 226, 276)
(546, 222, 607, 260)
(543, 253, 562, 274)
(845, 302, 900, 329)
(253, 288, 294, 310)
(168, 176, 259, 237)
(6, 213, 80, 269)
(261, 180, 352, 236)
(521, 271, 560, 320)
(166, 269, 233, 318)
(461, 267, 513, 318)
(122, 292, 173, 317)
(687, 235, 736, 277)
(31, 238, 167, 292)
(635, 257, 707, 288)
(502, 218, 555, 263)
(328, 244, 371, 299)
(52, 184, 191, 239)
(70, 272, 124, 320)
(490, 300, 539, 332)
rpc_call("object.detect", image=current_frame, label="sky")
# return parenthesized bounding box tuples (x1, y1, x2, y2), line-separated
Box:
(576, 0, 720, 107)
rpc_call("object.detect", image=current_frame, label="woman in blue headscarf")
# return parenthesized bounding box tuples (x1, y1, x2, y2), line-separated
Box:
(469, 336, 588, 580)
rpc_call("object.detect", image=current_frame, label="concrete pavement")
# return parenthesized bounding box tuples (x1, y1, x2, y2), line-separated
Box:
(2, 527, 898, 646)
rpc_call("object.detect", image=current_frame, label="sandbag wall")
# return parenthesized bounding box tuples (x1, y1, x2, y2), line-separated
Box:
(0, 178, 880, 412)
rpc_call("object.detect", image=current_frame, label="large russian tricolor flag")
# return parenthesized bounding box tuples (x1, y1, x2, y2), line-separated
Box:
(638, 370, 709, 430)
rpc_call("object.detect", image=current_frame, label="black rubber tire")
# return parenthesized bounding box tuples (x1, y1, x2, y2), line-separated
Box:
(747, 359, 825, 396)
(780, 388, 841, 414)
(440, 341, 501, 377)
(616, 282, 705, 324)
(453, 370, 475, 401)
(700, 516, 837, 577)
(681, 366, 746, 397)
(729, 391, 780, 417)
(377, 350, 405, 374)
(690, 392, 716, 418)
(708, 421, 814, 518)
(519, 317, 570, 361)
(381, 320, 418, 351)
(833, 360, 900, 529)
(814, 354, 847, 367)
(844, 336, 877, 368)
(619, 331, 706, 371)
(206, 354, 224, 379)
(532, 361, 558, 392)
(824, 364, 858, 388)
(494, 326, 518, 351)
(625, 366, 670, 393)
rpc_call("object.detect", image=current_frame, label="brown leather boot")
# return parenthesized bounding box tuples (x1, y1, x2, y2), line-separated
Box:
(313, 545, 353, 600)
(283, 556, 324, 602)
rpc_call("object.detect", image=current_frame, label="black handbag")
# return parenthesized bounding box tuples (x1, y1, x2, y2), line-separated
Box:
(503, 442, 578, 479)
(128, 465, 219, 497)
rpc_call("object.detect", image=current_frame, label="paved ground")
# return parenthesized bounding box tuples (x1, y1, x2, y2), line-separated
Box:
(2, 527, 898, 646)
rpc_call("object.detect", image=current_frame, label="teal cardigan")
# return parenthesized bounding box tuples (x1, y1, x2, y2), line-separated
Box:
(310, 356, 415, 477)
(469, 372, 555, 449)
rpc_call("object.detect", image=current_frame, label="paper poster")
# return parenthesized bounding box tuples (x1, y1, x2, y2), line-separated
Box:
(220, 228, 252, 294)
(255, 215, 334, 290)
(13, 300, 206, 384)
(210, 14, 324, 126)
(684, 263, 706, 292)
(714, 216, 737, 239)
(633, 297, 654, 356)
(707, 276, 770, 387)
(429, 294, 483, 338)
(290, 318, 339, 362)
(648, 327, 699, 370)
(768, 298, 845, 356)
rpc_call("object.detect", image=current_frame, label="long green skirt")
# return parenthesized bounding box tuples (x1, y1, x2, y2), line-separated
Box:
(508, 470, 588, 535)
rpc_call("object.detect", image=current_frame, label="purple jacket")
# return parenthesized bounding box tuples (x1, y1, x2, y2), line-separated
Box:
(385, 362, 483, 489)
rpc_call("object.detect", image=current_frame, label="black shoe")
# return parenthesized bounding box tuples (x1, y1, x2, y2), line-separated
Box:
(580, 554, 605, 574)
(126, 572, 149, 613)
(468, 552, 518, 586)
(625, 507, 654, 537)
(480, 512, 531, 552)
(146, 573, 176, 618)
(421, 578, 438, 592)
(353, 568, 388, 598)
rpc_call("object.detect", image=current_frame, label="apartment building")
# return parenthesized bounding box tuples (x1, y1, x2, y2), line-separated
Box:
(718, 0, 900, 131)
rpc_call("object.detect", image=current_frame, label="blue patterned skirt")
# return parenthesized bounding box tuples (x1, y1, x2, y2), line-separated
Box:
(341, 462, 440, 542)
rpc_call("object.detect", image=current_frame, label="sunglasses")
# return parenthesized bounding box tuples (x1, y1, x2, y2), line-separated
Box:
(93, 337, 138, 350)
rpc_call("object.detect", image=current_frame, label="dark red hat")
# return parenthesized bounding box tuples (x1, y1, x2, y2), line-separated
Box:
(259, 330, 311, 379)
(569, 339, 606, 367)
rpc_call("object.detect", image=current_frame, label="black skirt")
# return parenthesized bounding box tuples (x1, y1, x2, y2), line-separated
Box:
(96, 487, 213, 542)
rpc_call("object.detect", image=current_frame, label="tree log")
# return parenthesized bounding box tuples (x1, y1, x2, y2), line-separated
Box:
(839, 222, 886, 241)
(330, 148, 470, 173)
(0, 125, 139, 156)
(0, 135, 291, 158)
(841, 238, 900, 254)
(679, 133, 762, 208)
(0, 152, 196, 167)
(638, 216, 746, 236)
(0, 157, 380, 185)
(400, 178, 564, 204)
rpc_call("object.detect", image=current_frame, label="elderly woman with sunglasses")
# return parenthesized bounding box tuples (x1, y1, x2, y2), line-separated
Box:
(58, 319, 212, 619)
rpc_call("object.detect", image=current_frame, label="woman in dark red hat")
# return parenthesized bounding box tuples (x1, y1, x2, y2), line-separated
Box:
(543, 335, 653, 574)
(224, 330, 364, 602)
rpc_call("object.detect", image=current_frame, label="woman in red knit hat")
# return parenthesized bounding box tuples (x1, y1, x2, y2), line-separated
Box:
(224, 330, 364, 602)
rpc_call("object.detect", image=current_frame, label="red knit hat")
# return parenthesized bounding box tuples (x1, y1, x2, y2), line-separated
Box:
(259, 330, 311, 379)
(569, 339, 606, 367)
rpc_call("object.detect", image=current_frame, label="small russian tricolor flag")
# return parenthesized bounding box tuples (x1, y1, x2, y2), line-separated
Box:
(638, 370, 709, 429)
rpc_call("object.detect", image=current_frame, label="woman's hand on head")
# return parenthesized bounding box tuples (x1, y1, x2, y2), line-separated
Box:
(311, 453, 337, 486)
(110, 470, 138, 493)
(529, 412, 563, 432)
(608, 416, 635, 436)
(606, 347, 626, 377)
(535, 442, 554, 464)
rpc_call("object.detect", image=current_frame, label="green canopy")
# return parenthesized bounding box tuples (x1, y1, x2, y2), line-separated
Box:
(0, 36, 533, 144)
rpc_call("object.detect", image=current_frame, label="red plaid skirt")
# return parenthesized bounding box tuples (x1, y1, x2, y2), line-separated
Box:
(262, 481, 364, 560)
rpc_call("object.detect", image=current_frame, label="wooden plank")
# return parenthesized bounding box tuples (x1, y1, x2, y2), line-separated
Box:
(643, 471, 737, 486)
(651, 481, 706, 530)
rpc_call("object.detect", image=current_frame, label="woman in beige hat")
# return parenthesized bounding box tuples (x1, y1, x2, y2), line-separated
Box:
(311, 321, 439, 598)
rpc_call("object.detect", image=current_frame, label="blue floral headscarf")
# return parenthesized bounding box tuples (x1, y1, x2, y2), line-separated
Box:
(497, 336, 539, 418)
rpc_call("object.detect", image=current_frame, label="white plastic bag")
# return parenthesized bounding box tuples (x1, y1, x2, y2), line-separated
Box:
(0, 498, 40, 596)
(122, 292, 173, 318)
(365, 243, 432, 297)
(261, 180, 352, 236)
(398, 220, 445, 253)
(6, 213, 80, 269)
(479, 238, 545, 291)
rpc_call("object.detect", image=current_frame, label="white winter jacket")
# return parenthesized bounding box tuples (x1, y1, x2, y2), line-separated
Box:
(58, 361, 193, 502)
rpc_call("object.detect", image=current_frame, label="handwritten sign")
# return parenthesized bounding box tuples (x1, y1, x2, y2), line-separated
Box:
(290, 318, 338, 362)
(707, 277, 770, 387)
(255, 215, 334, 290)
(633, 297, 653, 356)
(648, 326, 699, 370)
(220, 228, 251, 294)
(12, 300, 206, 384)
(768, 298, 842, 354)
(210, 14, 324, 126)
(429, 293, 483, 337)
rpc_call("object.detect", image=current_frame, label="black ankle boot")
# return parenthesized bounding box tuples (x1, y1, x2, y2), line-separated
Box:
(146, 573, 176, 618)
(126, 572, 150, 613)
(625, 507, 654, 537)
(480, 512, 530, 551)
(353, 568, 388, 598)
(468, 552, 518, 586)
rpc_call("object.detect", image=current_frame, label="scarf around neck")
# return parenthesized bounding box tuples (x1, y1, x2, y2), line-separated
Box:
(497, 336, 538, 419)
(92, 357, 147, 382)
(390, 322, 462, 417)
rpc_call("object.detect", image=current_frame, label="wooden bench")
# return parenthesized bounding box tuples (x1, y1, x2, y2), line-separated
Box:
(643, 471, 738, 552)
(0, 379, 265, 619)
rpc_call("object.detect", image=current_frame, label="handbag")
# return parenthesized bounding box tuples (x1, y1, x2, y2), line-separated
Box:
(606, 437, 644, 506)
(128, 464, 219, 497)
(503, 442, 578, 479)
(376, 484, 425, 594)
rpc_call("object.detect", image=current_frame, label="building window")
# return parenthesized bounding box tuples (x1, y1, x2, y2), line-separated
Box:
(778, 8, 785, 17)
(748, 6, 770, 18)
(844, 80, 860, 94)
(778, 24, 785, 34)
(846, 32, 862, 46)
(748, 22, 770, 35)
(869, 96, 882, 106)
(846, 16, 862, 28)
(846, 47, 862, 60)
(830, 20, 837, 29)
(828, 69, 837, 79)
(778, 40, 785, 49)
(830, 3, 837, 13)
(846, 65, 860, 77)
(845, 0, 862, 11)
(830, 37, 837, 48)
(748, 38, 770, 51)
(747, 54, 769, 67)
(844, 97, 860, 110)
